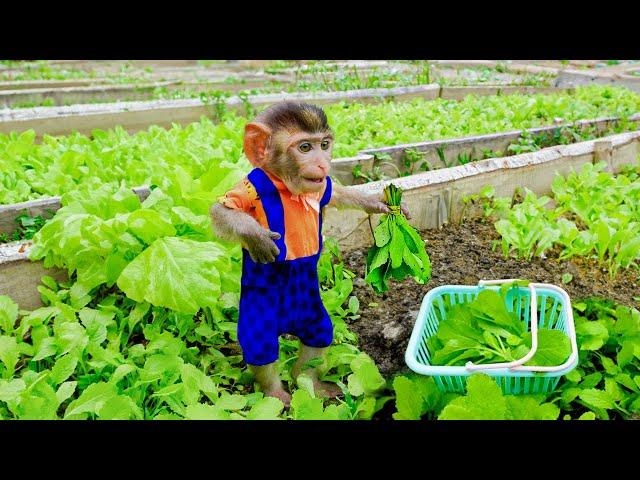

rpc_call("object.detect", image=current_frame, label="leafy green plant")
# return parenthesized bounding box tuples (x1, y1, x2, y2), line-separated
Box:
(0, 212, 50, 243)
(552, 299, 640, 419)
(365, 184, 431, 293)
(317, 238, 360, 344)
(391, 374, 449, 420)
(507, 131, 543, 154)
(481, 149, 503, 159)
(456, 151, 475, 165)
(351, 164, 388, 184)
(288, 350, 392, 420)
(435, 146, 451, 168)
(561, 273, 573, 284)
(482, 161, 640, 278)
(438, 374, 560, 420)
(460, 185, 499, 223)
(402, 148, 430, 175)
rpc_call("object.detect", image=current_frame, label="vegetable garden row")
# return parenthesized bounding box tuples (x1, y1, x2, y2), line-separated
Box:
(1, 79, 640, 420)
(2, 85, 638, 205)
(0, 61, 422, 109)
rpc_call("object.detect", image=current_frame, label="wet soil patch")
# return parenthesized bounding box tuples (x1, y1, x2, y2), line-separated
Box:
(343, 218, 640, 377)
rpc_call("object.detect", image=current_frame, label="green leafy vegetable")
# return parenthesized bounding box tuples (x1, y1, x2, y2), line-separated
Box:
(365, 183, 431, 293)
(438, 374, 559, 420)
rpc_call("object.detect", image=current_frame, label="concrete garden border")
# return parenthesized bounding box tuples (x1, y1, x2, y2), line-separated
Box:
(555, 69, 640, 93)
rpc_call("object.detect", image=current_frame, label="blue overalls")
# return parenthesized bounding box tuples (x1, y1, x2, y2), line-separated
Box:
(237, 168, 334, 366)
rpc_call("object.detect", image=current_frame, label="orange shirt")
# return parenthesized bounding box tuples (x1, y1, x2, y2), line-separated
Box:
(219, 171, 328, 260)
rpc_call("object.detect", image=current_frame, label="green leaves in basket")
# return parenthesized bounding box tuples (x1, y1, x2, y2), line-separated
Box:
(428, 284, 571, 368)
(365, 183, 431, 293)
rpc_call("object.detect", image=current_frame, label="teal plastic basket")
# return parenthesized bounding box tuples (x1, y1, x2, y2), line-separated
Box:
(405, 279, 579, 395)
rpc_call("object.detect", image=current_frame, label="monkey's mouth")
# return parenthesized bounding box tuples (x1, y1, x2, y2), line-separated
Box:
(302, 176, 325, 185)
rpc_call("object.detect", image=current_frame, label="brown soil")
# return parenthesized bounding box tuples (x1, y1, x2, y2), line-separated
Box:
(344, 218, 640, 376)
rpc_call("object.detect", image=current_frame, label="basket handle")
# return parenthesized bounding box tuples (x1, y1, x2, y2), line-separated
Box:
(510, 282, 579, 373)
(465, 279, 539, 372)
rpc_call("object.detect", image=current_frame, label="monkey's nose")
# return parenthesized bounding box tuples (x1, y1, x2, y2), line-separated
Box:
(317, 163, 329, 176)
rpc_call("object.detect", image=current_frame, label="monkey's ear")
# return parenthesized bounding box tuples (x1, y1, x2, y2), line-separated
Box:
(244, 122, 271, 167)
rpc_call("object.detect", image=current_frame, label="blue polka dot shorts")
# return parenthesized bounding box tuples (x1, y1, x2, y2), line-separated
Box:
(237, 253, 333, 366)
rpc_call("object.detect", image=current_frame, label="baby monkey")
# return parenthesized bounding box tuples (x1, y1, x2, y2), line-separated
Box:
(210, 101, 409, 407)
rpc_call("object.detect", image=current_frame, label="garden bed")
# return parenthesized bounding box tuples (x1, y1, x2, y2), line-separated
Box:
(0, 84, 442, 137)
(0, 83, 580, 138)
(338, 114, 639, 184)
(2, 123, 636, 238)
(344, 218, 640, 376)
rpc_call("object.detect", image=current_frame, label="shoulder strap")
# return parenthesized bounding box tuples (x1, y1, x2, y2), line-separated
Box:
(317, 176, 333, 254)
(320, 176, 332, 208)
(246, 168, 287, 262)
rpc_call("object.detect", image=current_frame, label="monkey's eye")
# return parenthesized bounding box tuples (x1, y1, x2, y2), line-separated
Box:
(321, 140, 331, 150)
(299, 142, 312, 153)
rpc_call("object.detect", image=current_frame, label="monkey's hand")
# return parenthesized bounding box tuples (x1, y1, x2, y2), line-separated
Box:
(329, 184, 411, 218)
(240, 225, 282, 264)
(362, 193, 411, 219)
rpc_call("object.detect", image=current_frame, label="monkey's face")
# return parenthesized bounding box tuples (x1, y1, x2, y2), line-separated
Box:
(269, 130, 333, 195)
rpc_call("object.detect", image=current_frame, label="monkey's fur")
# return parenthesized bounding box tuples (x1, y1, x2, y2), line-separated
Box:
(210, 102, 409, 407)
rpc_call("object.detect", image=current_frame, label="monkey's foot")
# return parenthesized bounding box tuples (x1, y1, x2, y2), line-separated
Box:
(264, 387, 292, 408)
(313, 380, 342, 399)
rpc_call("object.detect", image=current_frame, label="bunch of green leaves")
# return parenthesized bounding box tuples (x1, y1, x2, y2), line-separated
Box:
(391, 297, 640, 421)
(551, 298, 640, 420)
(426, 283, 572, 368)
(365, 184, 431, 293)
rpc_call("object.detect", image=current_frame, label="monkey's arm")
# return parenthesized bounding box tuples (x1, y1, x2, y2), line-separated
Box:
(329, 183, 411, 219)
(209, 203, 281, 263)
